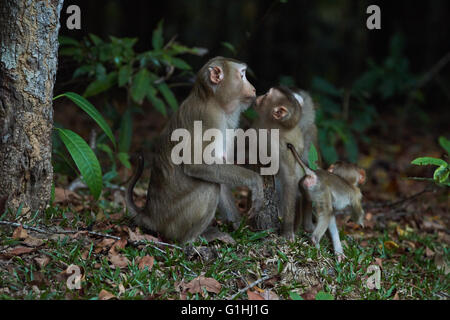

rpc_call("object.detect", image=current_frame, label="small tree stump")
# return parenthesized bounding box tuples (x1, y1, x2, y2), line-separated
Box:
(249, 175, 280, 232)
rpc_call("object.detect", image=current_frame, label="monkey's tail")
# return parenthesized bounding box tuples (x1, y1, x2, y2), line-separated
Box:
(126, 151, 145, 219)
(287, 143, 314, 176)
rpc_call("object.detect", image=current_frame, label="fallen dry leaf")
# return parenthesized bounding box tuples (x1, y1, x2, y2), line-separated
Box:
(127, 227, 159, 243)
(108, 252, 130, 269)
(54, 187, 81, 203)
(183, 276, 221, 296)
(99, 289, 116, 300)
(374, 258, 383, 268)
(138, 255, 154, 271)
(109, 238, 127, 255)
(96, 238, 115, 251)
(34, 256, 50, 269)
(425, 247, 435, 258)
(247, 290, 265, 300)
(23, 236, 44, 247)
(12, 226, 28, 239)
(383, 240, 399, 250)
(259, 289, 279, 300)
(1, 246, 35, 258)
(301, 284, 322, 300)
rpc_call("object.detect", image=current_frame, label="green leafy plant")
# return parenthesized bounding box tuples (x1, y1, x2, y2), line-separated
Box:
(53, 92, 119, 199)
(411, 136, 450, 187)
(59, 21, 205, 116)
(56, 22, 206, 187)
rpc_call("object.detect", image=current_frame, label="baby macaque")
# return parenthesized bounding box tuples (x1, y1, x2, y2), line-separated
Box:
(252, 86, 304, 240)
(287, 143, 366, 259)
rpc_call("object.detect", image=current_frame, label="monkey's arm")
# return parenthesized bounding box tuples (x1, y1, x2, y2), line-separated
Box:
(184, 163, 264, 211)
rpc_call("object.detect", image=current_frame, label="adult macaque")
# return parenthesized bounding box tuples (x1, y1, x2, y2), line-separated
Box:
(287, 143, 366, 259)
(252, 86, 304, 240)
(126, 57, 264, 243)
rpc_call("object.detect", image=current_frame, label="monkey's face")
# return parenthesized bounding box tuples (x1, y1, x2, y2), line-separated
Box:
(254, 87, 300, 128)
(208, 60, 256, 113)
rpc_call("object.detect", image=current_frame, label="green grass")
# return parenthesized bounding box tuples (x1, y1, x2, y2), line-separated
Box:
(0, 203, 448, 300)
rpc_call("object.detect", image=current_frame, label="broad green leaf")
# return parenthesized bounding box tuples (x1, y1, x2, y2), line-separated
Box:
(118, 64, 133, 87)
(118, 109, 133, 153)
(289, 292, 303, 300)
(83, 71, 117, 97)
(56, 128, 102, 199)
(103, 170, 118, 183)
(308, 144, 319, 170)
(411, 157, 447, 167)
(54, 92, 116, 148)
(131, 69, 151, 103)
(433, 165, 449, 184)
(169, 57, 192, 70)
(89, 33, 103, 45)
(147, 88, 167, 116)
(315, 291, 334, 300)
(439, 136, 450, 155)
(152, 20, 164, 50)
(157, 82, 178, 111)
(117, 152, 131, 169)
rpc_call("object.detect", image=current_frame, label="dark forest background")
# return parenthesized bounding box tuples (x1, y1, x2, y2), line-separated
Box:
(56, 0, 450, 111)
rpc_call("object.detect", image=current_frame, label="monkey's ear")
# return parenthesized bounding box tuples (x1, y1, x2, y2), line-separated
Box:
(208, 66, 224, 84)
(358, 169, 366, 185)
(272, 105, 289, 120)
(327, 164, 335, 173)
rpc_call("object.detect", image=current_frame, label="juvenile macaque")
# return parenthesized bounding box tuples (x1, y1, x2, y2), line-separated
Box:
(287, 143, 366, 259)
(252, 86, 304, 240)
(126, 57, 264, 243)
(291, 89, 321, 233)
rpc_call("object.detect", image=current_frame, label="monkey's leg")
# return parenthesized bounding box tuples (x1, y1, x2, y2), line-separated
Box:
(301, 196, 315, 233)
(311, 203, 332, 248)
(328, 215, 345, 261)
(217, 184, 241, 230)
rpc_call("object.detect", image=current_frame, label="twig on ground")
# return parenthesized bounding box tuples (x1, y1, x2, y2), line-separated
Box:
(229, 274, 271, 300)
(0, 220, 120, 240)
(0, 221, 50, 234)
(365, 186, 434, 210)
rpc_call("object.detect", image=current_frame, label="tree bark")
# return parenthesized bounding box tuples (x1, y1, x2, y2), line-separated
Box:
(249, 175, 281, 232)
(0, 0, 63, 215)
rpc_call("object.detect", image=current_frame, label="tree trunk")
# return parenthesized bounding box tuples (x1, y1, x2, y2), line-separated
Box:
(249, 175, 281, 232)
(0, 0, 63, 215)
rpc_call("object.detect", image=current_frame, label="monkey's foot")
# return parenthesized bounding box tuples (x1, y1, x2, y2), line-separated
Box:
(335, 252, 346, 262)
(281, 231, 295, 242)
(303, 223, 315, 233)
(201, 226, 236, 245)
